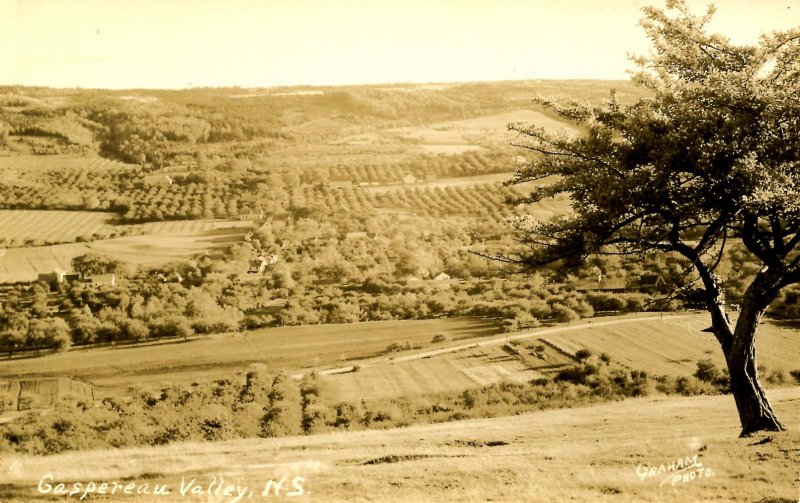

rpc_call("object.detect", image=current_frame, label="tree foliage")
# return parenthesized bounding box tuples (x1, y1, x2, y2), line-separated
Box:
(506, 0, 799, 436)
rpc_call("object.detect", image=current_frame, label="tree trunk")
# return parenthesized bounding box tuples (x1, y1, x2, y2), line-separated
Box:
(724, 297, 785, 437)
(723, 346, 784, 437)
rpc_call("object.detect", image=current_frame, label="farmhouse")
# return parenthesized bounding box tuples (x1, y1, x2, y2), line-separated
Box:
(403, 174, 417, 184)
(38, 267, 68, 285)
(248, 257, 269, 274)
(247, 254, 279, 274)
(84, 273, 116, 287)
(572, 273, 671, 293)
(635, 273, 671, 293)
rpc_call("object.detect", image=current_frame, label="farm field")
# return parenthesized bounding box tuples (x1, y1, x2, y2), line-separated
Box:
(319, 314, 799, 403)
(542, 315, 800, 376)
(4, 313, 796, 403)
(0, 155, 136, 184)
(388, 109, 581, 152)
(0, 219, 253, 283)
(0, 318, 503, 392)
(2, 387, 797, 502)
(0, 209, 117, 244)
(0, 242, 88, 283)
(135, 219, 254, 235)
(322, 343, 571, 403)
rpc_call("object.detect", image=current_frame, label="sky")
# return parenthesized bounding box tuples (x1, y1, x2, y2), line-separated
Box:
(1, 0, 798, 89)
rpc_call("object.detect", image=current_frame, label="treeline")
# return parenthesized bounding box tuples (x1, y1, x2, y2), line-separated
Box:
(0, 235, 679, 356)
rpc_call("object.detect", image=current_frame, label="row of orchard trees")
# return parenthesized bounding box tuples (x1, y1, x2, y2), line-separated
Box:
(327, 149, 511, 184)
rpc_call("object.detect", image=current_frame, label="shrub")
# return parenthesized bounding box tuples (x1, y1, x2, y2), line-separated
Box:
(694, 359, 722, 383)
(431, 332, 448, 343)
(149, 315, 194, 340)
(574, 349, 593, 362)
(552, 304, 580, 323)
(694, 359, 729, 391)
(674, 376, 710, 396)
(331, 402, 360, 429)
(764, 370, 787, 386)
(122, 319, 149, 340)
(555, 363, 599, 386)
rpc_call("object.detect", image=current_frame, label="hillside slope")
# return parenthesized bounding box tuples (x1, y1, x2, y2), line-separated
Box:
(2, 387, 797, 502)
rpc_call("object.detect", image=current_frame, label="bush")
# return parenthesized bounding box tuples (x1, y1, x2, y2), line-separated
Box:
(431, 332, 448, 343)
(673, 376, 714, 396)
(505, 311, 540, 332)
(149, 315, 194, 340)
(694, 359, 729, 391)
(552, 304, 580, 323)
(574, 349, 593, 362)
(694, 359, 722, 383)
(555, 364, 599, 386)
(764, 370, 787, 386)
(122, 319, 149, 340)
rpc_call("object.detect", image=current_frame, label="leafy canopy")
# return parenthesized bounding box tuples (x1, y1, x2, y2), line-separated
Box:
(507, 0, 800, 302)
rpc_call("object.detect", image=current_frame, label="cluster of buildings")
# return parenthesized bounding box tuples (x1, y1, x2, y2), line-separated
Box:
(38, 268, 116, 288)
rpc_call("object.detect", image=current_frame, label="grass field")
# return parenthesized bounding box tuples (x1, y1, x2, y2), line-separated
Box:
(0, 318, 503, 393)
(0, 209, 117, 244)
(0, 219, 253, 283)
(2, 387, 797, 502)
(0, 155, 135, 185)
(389, 109, 580, 152)
(542, 315, 800, 375)
(322, 343, 571, 403)
(0, 242, 89, 283)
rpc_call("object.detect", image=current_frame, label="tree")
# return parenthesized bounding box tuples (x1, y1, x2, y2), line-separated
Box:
(71, 253, 127, 277)
(503, 1, 799, 436)
(0, 311, 30, 357)
(26, 318, 71, 352)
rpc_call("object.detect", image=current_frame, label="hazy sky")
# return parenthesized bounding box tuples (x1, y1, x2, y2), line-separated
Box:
(1, 0, 798, 89)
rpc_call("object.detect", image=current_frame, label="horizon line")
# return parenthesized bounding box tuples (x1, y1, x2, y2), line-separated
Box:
(0, 77, 636, 93)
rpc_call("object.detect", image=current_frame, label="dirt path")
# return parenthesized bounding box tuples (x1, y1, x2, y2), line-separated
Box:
(296, 313, 693, 379)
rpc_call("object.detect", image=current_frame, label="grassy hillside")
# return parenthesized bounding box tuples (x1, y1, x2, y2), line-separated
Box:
(2, 387, 796, 502)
